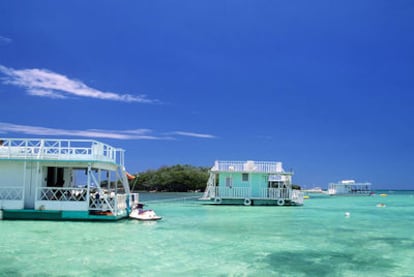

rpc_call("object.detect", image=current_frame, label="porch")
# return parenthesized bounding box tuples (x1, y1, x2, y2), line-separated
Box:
(0, 186, 139, 219)
(214, 187, 298, 200)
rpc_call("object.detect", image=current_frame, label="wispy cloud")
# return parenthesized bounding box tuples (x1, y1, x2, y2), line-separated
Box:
(171, 131, 217, 139)
(28, 89, 67, 99)
(0, 122, 165, 140)
(0, 65, 158, 103)
(0, 122, 216, 140)
(0, 36, 12, 45)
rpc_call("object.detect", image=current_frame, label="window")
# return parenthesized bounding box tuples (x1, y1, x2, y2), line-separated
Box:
(242, 173, 249, 182)
(226, 177, 233, 188)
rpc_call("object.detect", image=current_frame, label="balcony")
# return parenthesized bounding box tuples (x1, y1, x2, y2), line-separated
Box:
(211, 160, 292, 174)
(0, 138, 124, 165)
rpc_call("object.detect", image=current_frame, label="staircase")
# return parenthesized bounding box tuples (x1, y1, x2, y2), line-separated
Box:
(199, 173, 216, 200)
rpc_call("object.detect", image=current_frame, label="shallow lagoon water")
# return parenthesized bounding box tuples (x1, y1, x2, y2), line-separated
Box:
(1, 191, 414, 276)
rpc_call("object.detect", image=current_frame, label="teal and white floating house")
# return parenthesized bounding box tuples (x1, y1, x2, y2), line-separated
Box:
(0, 138, 138, 220)
(200, 160, 304, 206)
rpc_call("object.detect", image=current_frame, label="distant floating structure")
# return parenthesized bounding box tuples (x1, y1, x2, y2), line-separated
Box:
(328, 180, 373, 196)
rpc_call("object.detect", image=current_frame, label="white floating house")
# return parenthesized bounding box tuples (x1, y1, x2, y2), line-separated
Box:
(0, 138, 139, 220)
(200, 160, 304, 206)
(328, 180, 373, 196)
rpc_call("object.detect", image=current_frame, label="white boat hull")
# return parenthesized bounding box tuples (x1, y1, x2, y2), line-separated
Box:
(129, 209, 162, 221)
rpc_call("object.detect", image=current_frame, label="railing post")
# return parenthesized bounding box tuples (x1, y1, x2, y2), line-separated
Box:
(114, 195, 118, 215)
(86, 163, 91, 209)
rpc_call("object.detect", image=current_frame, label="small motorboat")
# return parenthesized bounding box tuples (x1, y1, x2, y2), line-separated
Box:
(129, 208, 162, 221)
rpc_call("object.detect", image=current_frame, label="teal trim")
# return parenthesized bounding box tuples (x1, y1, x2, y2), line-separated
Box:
(2, 210, 63, 220)
(61, 211, 90, 219)
(2, 209, 128, 221)
(207, 199, 301, 206)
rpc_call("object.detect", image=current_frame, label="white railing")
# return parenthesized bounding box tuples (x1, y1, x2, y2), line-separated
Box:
(38, 187, 132, 214)
(216, 187, 250, 199)
(0, 138, 124, 165)
(0, 187, 24, 200)
(213, 186, 303, 202)
(88, 190, 132, 214)
(116, 194, 127, 212)
(38, 187, 87, 201)
(211, 160, 292, 174)
(89, 194, 115, 212)
(259, 188, 291, 199)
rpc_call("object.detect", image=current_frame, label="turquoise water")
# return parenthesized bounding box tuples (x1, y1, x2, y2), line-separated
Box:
(1, 191, 414, 276)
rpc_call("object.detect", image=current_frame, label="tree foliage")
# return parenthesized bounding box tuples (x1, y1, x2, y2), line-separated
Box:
(129, 164, 209, 192)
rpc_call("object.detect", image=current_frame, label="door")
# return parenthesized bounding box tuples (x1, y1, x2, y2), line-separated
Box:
(23, 161, 37, 209)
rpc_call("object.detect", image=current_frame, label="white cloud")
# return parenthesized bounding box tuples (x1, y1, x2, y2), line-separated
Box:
(0, 65, 158, 103)
(0, 122, 216, 140)
(0, 122, 163, 140)
(0, 36, 12, 45)
(171, 131, 217, 139)
(28, 89, 67, 99)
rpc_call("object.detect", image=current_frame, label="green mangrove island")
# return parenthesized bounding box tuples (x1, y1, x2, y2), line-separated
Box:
(129, 164, 209, 192)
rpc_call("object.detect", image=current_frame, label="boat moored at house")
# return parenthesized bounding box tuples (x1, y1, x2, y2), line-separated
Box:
(328, 180, 373, 196)
(200, 160, 304, 206)
(0, 138, 139, 220)
(302, 187, 330, 198)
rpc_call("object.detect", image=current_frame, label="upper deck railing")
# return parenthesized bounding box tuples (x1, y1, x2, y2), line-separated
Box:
(0, 138, 124, 165)
(211, 160, 292, 174)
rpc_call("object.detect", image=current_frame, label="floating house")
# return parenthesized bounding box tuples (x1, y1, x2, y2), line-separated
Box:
(328, 180, 373, 196)
(0, 138, 138, 220)
(200, 160, 304, 206)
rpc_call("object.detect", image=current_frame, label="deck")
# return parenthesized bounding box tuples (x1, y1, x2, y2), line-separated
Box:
(202, 186, 304, 205)
(0, 138, 124, 164)
(211, 160, 293, 174)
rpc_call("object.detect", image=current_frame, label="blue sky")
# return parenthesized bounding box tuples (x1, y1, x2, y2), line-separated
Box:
(1, 1, 414, 189)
